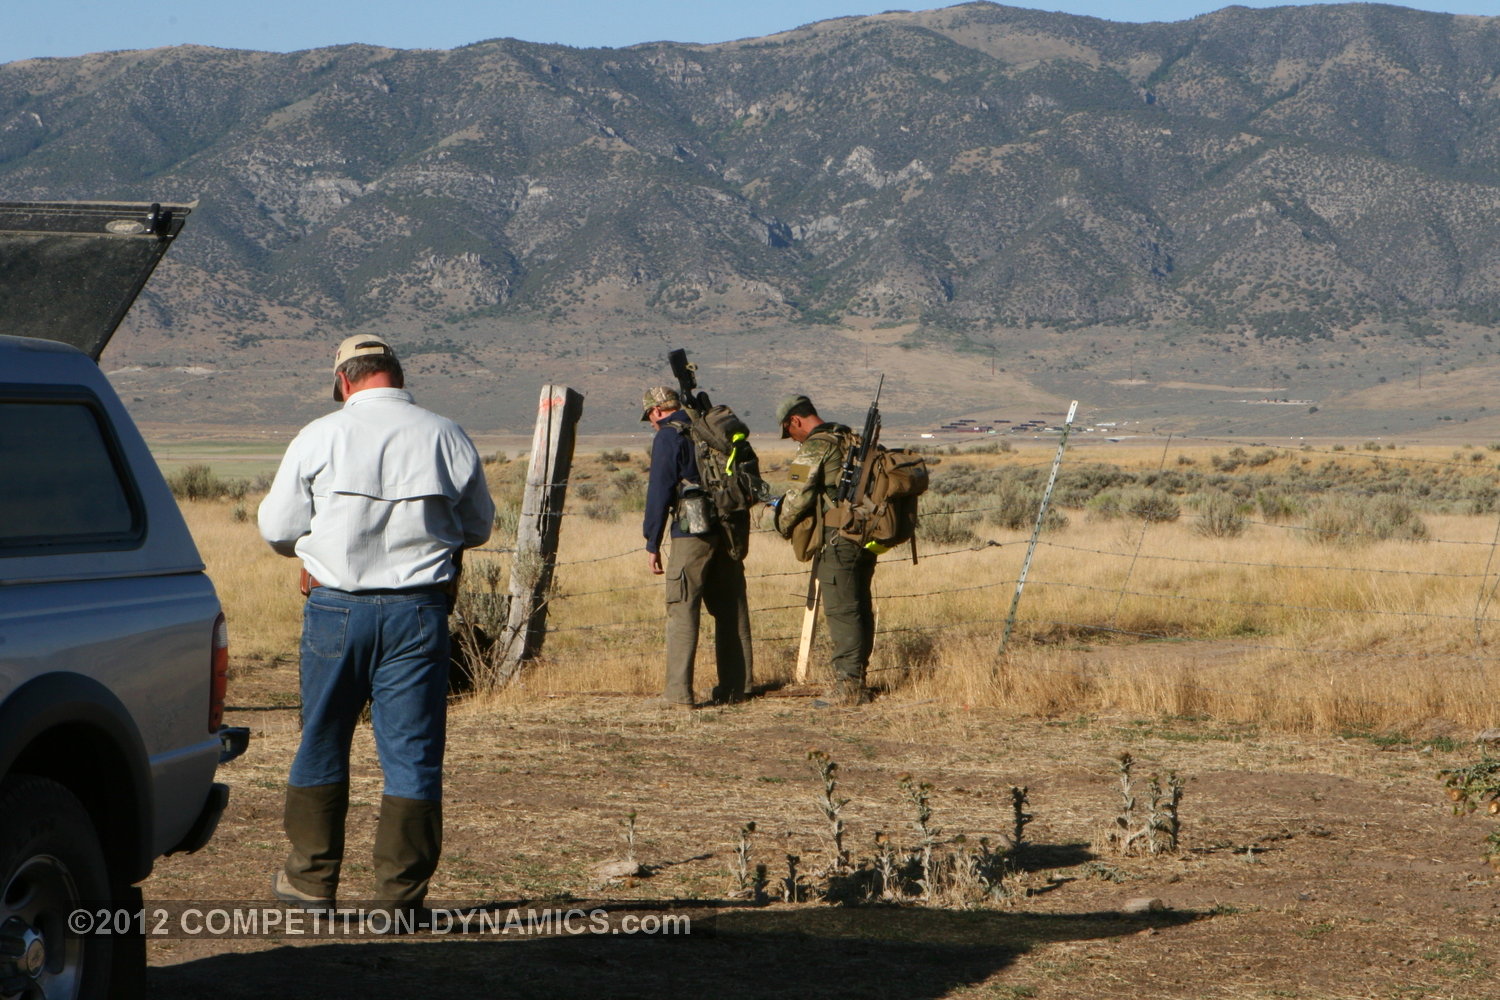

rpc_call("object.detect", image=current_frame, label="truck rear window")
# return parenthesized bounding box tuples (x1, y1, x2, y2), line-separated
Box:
(0, 397, 142, 552)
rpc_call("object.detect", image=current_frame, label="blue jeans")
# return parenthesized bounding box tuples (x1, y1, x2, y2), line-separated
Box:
(288, 588, 450, 801)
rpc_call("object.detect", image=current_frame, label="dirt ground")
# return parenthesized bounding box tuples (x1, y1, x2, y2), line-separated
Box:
(145, 659, 1500, 1000)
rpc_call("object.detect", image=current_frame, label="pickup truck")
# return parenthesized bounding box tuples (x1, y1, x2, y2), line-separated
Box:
(0, 201, 249, 999)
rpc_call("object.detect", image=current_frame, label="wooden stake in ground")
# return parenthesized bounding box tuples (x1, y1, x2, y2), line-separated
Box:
(795, 571, 821, 684)
(496, 384, 583, 685)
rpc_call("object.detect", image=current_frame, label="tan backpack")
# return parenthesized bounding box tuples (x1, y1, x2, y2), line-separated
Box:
(818, 431, 930, 561)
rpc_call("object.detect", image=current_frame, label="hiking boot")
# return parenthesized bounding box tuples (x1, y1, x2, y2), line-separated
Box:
(814, 680, 872, 708)
(644, 696, 699, 710)
(271, 870, 336, 913)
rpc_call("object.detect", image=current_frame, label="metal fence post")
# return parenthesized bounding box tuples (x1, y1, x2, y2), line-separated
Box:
(997, 400, 1078, 664)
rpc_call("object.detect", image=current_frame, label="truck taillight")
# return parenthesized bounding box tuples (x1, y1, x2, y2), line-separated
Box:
(209, 612, 229, 733)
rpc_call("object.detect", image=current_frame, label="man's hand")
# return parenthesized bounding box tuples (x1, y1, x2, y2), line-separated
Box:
(762, 494, 782, 531)
(648, 551, 663, 575)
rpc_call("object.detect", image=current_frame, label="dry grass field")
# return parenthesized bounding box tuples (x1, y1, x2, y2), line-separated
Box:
(147, 436, 1500, 998)
(188, 438, 1500, 732)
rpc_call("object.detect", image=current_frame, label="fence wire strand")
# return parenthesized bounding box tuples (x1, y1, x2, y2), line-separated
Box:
(459, 429, 1500, 717)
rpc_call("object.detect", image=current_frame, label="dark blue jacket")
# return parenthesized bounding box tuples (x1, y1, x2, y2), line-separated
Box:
(643, 410, 701, 554)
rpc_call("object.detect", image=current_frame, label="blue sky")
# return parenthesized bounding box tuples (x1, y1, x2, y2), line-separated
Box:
(4, 2, 1495, 65)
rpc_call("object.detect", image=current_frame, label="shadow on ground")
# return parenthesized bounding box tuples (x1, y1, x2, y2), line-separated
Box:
(151, 904, 1200, 999)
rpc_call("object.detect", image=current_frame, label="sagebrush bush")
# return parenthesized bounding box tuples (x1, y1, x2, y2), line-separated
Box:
(1127, 490, 1180, 523)
(919, 502, 980, 546)
(167, 463, 246, 501)
(1087, 491, 1124, 521)
(1257, 491, 1300, 523)
(1305, 496, 1430, 546)
(1194, 493, 1247, 538)
(583, 500, 621, 522)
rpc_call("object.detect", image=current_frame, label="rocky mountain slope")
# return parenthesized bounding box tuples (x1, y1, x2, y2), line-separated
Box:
(4, 2, 1500, 433)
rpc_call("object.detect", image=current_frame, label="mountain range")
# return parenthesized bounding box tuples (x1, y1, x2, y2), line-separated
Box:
(4, 2, 1500, 436)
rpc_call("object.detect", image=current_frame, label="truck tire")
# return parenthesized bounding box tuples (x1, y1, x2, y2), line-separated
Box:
(0, 776, 117, 1000)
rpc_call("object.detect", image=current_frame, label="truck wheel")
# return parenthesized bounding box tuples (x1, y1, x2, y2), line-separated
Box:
(0, 776, 115, 1000)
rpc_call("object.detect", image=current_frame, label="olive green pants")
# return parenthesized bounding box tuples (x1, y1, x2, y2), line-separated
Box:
(664, 534, 752, 703)
(817, 534, 877, 684)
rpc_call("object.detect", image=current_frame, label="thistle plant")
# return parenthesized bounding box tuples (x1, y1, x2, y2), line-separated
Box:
(808, 749, 850, 872)
(1109, 753, 1138, 854)
(621, 809, 638, 864)
(899, 772, 940, 899)
(1010, 785, 1033, 852)
(730, 821, 757, 894)
(1108, 754, 1185, 856)
(975, 836, 1011, 901)
(1145, 772, 1185, 854)
(873, 830, 899, 900)
(782, 832, 802, 903)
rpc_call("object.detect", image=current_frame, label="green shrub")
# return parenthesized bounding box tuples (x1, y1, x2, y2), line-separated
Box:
(1127, 490, 1180, 523)
(1194, 493, 1247, 539)
(1304, 496, 1429, 546)
(1257, 491, 1300, 523)
(919, 501, 980, 546)
(583, 500, 621, 522)
(1087, 491, 1125, 521)
(166, 463, 243, 501)
(984, 485, 1068, 532)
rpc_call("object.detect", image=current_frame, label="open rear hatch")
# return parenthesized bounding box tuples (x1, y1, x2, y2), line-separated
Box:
(0, 200, 193, 360)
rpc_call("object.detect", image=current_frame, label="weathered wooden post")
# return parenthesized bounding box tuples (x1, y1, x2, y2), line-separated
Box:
(495, 384, 584, 685)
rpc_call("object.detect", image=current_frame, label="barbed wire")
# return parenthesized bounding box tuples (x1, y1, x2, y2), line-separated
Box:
(1022, 577, 1500, 625)
(1035, 539, 1493, 579)
(459, 424, 1500, 718)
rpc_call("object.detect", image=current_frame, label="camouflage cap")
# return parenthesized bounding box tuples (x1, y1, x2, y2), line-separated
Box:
(774, 393, 813, 438)
(333, 334, 396, 372)
(640, 385, 680, 421)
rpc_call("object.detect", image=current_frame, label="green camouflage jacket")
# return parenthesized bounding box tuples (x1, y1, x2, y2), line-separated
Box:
(774, 422, 850, 538)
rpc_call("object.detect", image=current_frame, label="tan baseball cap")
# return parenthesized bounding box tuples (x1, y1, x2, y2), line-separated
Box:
(640, 385, 680, 421)
(333, 334, 396, 372)
(774, 393, 813, 438)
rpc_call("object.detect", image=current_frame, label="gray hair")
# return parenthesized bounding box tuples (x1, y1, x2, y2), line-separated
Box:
(338, 353, 404, 387)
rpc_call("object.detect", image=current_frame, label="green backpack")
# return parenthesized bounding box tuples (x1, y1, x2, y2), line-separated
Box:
(673, 404, 763, 558)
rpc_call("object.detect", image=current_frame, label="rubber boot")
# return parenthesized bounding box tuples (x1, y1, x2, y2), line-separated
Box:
(281, 782, 348, 900)
(373, 795, 443, 910)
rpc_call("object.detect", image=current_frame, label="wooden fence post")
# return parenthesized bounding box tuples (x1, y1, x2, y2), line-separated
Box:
(495, 384, 584, 685)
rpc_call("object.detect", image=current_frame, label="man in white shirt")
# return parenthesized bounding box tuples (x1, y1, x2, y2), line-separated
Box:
(259, 335, 494, 915)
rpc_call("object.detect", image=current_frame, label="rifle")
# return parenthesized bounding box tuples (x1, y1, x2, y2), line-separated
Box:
(666, 347, 771, 502)
(667, 348, 711, 415)
(834, 375, 883, 511)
